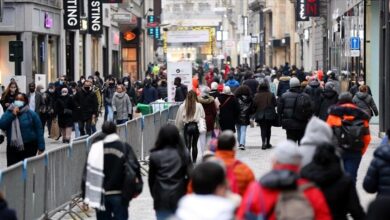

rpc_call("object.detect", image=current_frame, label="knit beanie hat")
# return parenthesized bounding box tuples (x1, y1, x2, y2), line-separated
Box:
(289, 77, 300, 88)
(272, 140, 302, 166)
(211, 82, 218, 90)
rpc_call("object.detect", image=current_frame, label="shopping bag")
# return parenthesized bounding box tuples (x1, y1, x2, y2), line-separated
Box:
(50, 118, 60, 139)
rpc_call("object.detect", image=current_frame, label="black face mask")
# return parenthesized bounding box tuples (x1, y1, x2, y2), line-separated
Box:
(84, 86, 91, 91)
(109, 83, 114, 87)
(29, 88, 35, 93)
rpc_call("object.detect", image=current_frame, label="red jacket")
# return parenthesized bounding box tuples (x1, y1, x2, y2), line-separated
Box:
(205, 71, 214, 87)
(236, 166, 332, 220)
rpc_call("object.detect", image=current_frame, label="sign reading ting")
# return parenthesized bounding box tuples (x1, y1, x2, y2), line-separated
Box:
(296, 0, 309, 21)
(63, 0, 80, 30)
(167, 61, 193, 102)
(88, 0, 103, 35)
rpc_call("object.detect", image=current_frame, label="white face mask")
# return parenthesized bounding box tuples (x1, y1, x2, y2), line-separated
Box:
(40, 89, 45, 93)
(358, 81, 364, 86)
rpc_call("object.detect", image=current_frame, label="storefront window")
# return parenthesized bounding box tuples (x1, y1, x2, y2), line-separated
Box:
(122, 48, 137, 79)
(32, 35, 45, 77)
(0, 35, 16, 84)
(48, 36, 58, 83)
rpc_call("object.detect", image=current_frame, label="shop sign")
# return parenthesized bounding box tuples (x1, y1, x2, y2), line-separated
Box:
(63, 0, 80, 30)
(296, 0, 309, 21)
(123, 31, 136, 41)
(167, 30, 210, 43)
(112, 13, 137, 25)
(296, 0, 319, 21)
(88, 0, 103, 35)
(44, 12, 53, 29)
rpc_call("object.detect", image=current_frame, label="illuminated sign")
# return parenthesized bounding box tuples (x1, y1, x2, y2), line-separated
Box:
(124, 32, 136, 41)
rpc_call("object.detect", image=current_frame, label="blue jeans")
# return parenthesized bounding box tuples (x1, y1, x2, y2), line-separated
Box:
(96, 195, 129, 220)
(236, 125, 247, 146)
(156, 210, 174, 220)
(342, 152, 362, 183)
(73, 122, 80, 138)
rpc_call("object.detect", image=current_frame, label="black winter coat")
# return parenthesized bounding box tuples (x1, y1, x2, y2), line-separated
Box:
(149, 147, 191, 212)
(55, 95, 74, 128)
(363, 142, 390, 196)
(157, 86, 168, 100)
(318, 89, 338, 121)
(0, 199, 17, 220)
(73, 89, 98, 121)
(217, 94, 240, 132)
(243, 79, 259, 96)
(104, 85, 116, 106)
(304, 80, 323, 116)
(301, 158, 365, 220)
(277, 76, 291, 97)
(277, 88, 311, 130)
(236, 94, 253, 125)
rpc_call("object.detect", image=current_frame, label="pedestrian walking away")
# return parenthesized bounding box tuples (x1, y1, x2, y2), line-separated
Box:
(175, 90, 206, 162)
(149, 124, 192, 220)
(352, 85, 379, 120)
(0, 93, 45, 166)
(83, 121, 142, 220)
(234, 85, 253, 150)
(216, 86, 240, 132)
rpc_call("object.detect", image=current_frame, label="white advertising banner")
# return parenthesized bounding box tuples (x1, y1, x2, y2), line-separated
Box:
(167, 61, 193, 102)
(167, 30, 210, 43)
(35, 74, 47, 91)
(4, 75, 27, 93)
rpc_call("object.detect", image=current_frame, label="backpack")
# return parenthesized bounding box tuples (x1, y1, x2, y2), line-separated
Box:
(226, 160, 241, 194)
(334, 119, 365, 151)
(121, 143, 143, 203)
(275, 183, 315, 220)
(293, 93, 313, 121)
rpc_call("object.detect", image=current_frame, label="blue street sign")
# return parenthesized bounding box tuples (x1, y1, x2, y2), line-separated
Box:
(350, 37, 360, 50)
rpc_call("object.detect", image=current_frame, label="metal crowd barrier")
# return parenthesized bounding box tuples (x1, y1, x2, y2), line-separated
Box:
(0, 104, 181, 220)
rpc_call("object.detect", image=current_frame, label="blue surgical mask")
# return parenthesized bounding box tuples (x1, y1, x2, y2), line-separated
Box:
(14, 100, 24, 108)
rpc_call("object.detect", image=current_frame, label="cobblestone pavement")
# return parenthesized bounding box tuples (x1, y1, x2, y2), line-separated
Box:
(46, 123, 382, 220)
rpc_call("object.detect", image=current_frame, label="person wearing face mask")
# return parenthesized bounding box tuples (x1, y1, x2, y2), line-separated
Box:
(123, 79, 137, 106)
(55, 88, 74, 143)
(0, 93, 45, 166)
(73, 80, 98, 136)
(42, 83, 57, 138)
(103, 78, 116, 121)
(112, 84, 132, 124)
(1, 82, 20, 111)
(69, 84, 81, 138)
(78, 76, 86, 88)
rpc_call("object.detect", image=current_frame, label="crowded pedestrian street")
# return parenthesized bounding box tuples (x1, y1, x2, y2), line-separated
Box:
(1, 0, 390, 220)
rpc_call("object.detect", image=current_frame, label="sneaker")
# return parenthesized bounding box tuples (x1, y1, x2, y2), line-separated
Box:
(238, 144, 246, 150)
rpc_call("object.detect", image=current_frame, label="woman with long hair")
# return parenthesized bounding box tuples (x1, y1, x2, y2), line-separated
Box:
(175, 90, 205, 162)
(0, 82, 19, 111)
(149, 124, 192, 220)
(253, 81, 277, 149)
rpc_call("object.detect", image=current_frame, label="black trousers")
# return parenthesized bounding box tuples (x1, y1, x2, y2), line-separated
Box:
(286, 129, 305, 144)
(7, 141, 38, 166)
(184, 124, 199, 163)
(259, 121, 272, 145)
(79, 119, 93, 136)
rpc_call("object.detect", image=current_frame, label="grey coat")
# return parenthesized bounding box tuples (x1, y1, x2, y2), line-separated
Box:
(352, 92, 379, 118)
(112, 92, 132, 120)
(27, 91, 44, 114)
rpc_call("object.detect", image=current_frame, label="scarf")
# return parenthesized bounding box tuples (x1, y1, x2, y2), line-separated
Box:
(8, 104, 30, 151)
(84, 139, 105, 210)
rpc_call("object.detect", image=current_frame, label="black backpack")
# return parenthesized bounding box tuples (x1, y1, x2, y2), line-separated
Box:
(122, 143, 143, 203)
(334, 119, 365, 151)
(293, 93, 313, 121)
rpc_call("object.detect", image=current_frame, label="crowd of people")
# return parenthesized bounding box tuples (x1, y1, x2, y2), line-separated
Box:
(0, 61, 389, 220)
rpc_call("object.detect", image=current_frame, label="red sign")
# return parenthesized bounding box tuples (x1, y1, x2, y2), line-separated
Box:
(305, 0, 319, 17)
(146, 22, 159, 28)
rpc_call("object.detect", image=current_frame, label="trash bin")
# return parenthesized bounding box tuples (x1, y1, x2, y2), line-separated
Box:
(137, 103, 153, 115)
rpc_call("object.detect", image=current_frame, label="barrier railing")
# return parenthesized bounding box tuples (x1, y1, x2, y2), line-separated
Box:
(0, 104, 181, 220)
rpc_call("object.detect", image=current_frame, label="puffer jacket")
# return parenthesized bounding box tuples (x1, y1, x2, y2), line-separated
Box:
(301, 146, 366, 220)
(236, 166, 332, 220)
(236, 94, 253, 125)
(277, 87, 311, 130)
(352, 92, 378, 118)
(149, 146, 191, 212)
(276, 76, 291, 97)
(318, 89, 338, 121)
(363, 141, 390, 196)
(304, 80, 323, 116)
(112, 92, 132, 120)
(0, 107, 45, 151)
(198, 95, 217, 132)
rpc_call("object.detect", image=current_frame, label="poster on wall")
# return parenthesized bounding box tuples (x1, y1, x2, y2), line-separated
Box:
(167, 61, 193, 102)
(35, 74, 47, 91)
(3, 75, 26, 94)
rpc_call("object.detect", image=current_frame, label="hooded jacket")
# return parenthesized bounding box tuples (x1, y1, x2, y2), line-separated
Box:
(352, 92, 378, 118)
(299, 117, 334, 167)
(277, 76, 291, 97)
(198, 95, 217, 132)
(318, 89, 338, 121)
(175, 194, 236, 220)
(301, 146, 366, 220)
(363, 140, 390, 196)
(112, 92, 132, 120)
(236, 166, 331, 220)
